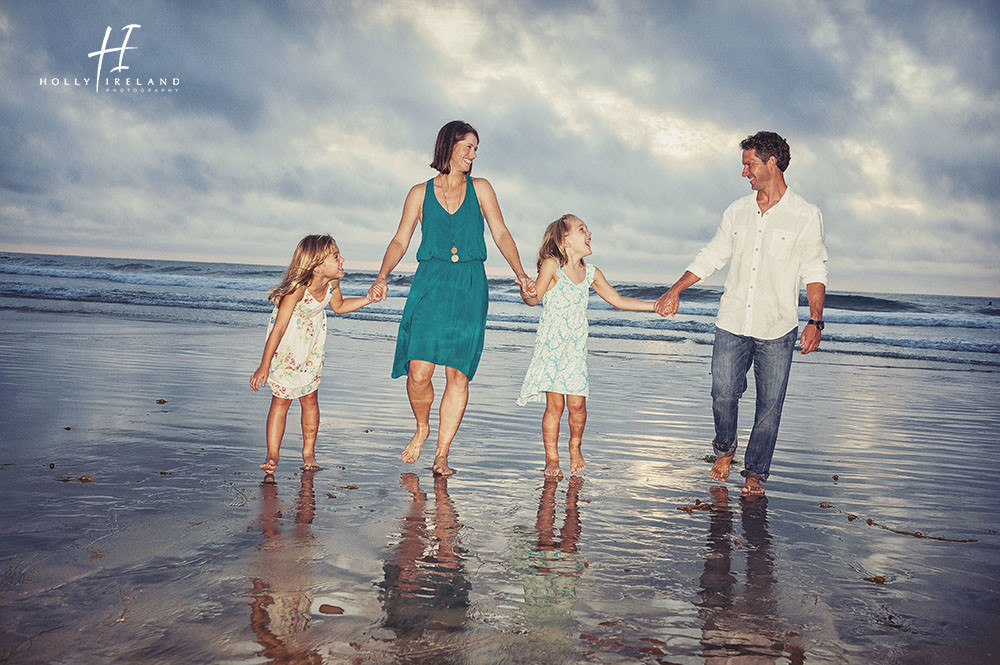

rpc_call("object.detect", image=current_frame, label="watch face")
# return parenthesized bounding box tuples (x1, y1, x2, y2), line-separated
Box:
(811, 320, 824, 331)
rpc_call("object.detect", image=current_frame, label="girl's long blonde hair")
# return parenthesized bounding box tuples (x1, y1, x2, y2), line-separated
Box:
(536, 214, 580, 270)
(268, 234, 338, 304)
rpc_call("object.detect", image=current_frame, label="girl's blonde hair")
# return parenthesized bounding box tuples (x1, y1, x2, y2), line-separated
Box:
(536, 214, 580, 271)
(268, 234, 338, 304)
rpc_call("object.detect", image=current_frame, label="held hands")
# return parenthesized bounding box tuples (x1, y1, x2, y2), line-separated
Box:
(367, 276, 388, 303)
(516, 274, 537, 300)
(250, 364, 269, 391)
(654, 289, 679, 317)
(798, 324, 821, 354)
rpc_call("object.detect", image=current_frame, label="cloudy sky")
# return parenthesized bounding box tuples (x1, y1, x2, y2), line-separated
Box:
(1, 0, 997, 296)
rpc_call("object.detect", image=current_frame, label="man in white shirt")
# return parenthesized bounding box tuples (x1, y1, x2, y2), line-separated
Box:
(655, 131, 828, 496)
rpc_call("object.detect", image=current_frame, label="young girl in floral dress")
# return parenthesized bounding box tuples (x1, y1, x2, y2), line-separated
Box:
(250, 234, 373, 473)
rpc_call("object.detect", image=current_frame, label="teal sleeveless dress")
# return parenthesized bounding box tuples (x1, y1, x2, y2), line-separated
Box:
(392, 175, 489, 380)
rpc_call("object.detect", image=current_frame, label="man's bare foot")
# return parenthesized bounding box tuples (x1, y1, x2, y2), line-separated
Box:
(401, 425, 430, 464)
(741, 477, 765, 496)
(543, 463, 564, 480)
(302, 455, 321, 471)
(432, 456, 454, 477)
(259, 458, 278, 474)
(568, 442, 586, 474)
(710, 455, 733, 481)
(708, 485, 730, 507)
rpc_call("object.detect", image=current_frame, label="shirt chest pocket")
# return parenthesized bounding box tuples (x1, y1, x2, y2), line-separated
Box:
(767, 229, 797, 260)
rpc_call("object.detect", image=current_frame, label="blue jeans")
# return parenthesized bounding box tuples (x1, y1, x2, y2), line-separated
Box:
(711, 327, 796, 481)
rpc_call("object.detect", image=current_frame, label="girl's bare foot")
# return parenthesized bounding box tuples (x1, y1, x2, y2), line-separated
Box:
(302, 454, 321, 471)
(543, 463, 564, 480)
(741, 477, 765, 496)
(432, 456, 454, 477)
(259, 458, 278, 474)
(710, 455, 733, 481)
(568, 442, 586, 474)
(401, 425, 430, 464)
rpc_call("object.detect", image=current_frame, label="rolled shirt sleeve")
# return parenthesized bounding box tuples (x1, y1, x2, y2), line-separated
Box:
(798, 208, 828, 286)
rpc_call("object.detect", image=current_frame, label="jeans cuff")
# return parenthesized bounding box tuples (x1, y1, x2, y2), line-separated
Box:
(712, 439, 737, 458)
(740, 469, 769, 481)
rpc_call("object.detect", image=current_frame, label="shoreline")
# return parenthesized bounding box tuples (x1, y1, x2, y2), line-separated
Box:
(1, 309, 998, 664)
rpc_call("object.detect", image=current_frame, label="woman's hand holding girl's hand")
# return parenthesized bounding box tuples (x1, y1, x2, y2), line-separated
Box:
(516, 274, 537, 299)
(250, 364, 269, 391)
(368, 277, 388, 302)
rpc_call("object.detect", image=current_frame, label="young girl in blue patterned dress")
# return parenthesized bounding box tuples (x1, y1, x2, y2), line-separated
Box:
(250, 235, 373, 474)
(518, 215, 657, 479)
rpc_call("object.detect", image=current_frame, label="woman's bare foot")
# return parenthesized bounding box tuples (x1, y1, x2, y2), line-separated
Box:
(543, 463, 564, 480)
(401, 425, 430, 464)
(432, 456, 454, 477)
(302, 454, 321, 471)
(710, 454, 733, 481)
(399, 472, 425, 498)
(568, 442, 586, 475)
(259, 458, 278, 474)
(741, 477, 765, 496)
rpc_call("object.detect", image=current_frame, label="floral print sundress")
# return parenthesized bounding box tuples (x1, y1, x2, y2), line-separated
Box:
(265, 284, 332, 399)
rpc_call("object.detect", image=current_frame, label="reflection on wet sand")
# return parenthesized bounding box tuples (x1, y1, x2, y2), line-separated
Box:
(698, 486, 804, 664)
(249, 471, 322, 665)
(379, 473, 471, 660)
(513, 477, 585, 654)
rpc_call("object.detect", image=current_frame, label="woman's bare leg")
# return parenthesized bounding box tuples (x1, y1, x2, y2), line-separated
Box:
(402, 360, 435, 464)
(433, 366, 470, 476)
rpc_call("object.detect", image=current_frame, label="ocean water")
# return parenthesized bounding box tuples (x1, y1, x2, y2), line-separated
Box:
(1, 252, 999, 664)
(1, 251, 997, 369)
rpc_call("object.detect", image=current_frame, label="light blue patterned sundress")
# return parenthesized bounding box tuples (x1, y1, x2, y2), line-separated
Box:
(517, 264, 596, 405)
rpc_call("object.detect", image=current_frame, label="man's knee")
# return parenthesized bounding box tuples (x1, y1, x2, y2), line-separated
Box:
(711, 376, 745, 401)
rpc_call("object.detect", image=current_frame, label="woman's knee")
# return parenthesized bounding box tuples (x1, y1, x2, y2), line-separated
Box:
(408, 361, 435, 386)
(444, 367, 469, 391)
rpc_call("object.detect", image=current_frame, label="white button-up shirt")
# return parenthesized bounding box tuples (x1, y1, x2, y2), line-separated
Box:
(686, 187, 828, 340)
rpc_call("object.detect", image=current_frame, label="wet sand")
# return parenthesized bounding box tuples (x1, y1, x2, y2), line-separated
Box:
(1, 310, 998, 664)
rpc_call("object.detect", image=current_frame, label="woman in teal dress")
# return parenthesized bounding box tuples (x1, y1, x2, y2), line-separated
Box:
(368, 121, 536, 476)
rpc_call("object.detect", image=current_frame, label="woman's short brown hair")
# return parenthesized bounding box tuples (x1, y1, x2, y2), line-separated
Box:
(430, 120, 479, 174)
